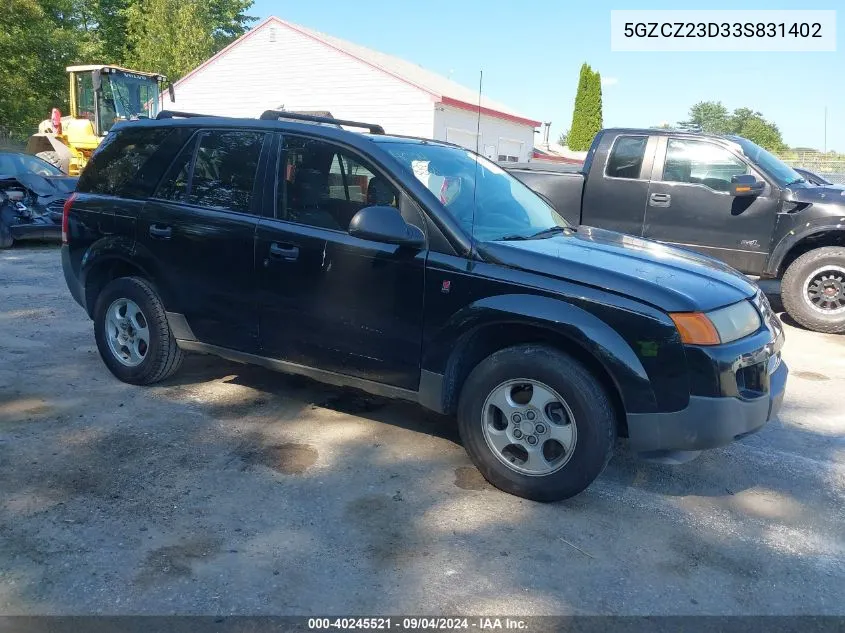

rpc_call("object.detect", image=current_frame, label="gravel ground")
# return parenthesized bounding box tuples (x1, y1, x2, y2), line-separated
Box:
(1, 244, 843, 616)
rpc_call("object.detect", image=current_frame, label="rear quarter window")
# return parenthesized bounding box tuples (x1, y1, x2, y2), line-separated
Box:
(77, 126, 194, 198)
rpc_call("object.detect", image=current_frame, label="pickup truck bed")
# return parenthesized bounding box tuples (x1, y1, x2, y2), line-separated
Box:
(507, 163, 584, 226)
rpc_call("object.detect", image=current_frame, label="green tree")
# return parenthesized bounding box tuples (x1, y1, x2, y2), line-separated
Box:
(75, 0, 133, 62)
(125, 0, 213, 81)
(0, 0, 255, 144)
(567, 63, 603, 151)
(679, 101, 786, 152)
(125, 0, 254, 81)
(205, 0, 255, 49)
(682, 101, 731, 134)
(0, 0, 79, 138)
(735, 116, 785, 153)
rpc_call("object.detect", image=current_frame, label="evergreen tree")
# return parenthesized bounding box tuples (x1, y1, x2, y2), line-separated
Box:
(567, 63, 603, 151)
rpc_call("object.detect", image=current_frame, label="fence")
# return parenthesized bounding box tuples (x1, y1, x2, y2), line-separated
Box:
(0, 127, 30, 151)
(779, 153, 845, 185)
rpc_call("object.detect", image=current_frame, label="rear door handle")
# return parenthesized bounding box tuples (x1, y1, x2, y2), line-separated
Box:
(649, 193, 671, 207)
(149, 224, 172, 239)
(269, 242, 300, 261)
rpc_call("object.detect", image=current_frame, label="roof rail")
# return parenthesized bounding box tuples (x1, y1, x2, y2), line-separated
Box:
(259, 110, 384, 134)
(156, 110, 218, 119)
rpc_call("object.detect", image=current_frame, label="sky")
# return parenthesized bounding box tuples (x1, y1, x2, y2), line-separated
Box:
(250, 0, 843, 151)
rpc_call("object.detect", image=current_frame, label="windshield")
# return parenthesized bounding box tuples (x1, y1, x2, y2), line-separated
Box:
(730, 136, 804, 187)
(98, 71, 161, 134)
(384, 142, 568, 241)
(0, 153, 63, 177)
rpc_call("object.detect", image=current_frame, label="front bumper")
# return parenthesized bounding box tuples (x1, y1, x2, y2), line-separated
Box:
(9, 221, 61, 241)
(627, 359, 787, 452)
(627, 291, 787, 452)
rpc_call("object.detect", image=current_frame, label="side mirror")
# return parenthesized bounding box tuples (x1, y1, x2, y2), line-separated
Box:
(349, 205, 425, 248)
(92, 70, 102, 93)
(730, 174, 764, 197)
(168, 83, 176, 103)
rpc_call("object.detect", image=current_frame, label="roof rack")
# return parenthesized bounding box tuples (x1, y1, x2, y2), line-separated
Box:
(259, 110, 384, 134)
(156, 110, 218, 119)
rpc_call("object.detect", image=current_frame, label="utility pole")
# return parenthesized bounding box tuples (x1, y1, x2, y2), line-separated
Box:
(824, 106, 828, 153)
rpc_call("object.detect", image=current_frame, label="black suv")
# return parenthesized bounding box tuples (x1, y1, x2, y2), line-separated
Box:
(61, 111, 788, 501)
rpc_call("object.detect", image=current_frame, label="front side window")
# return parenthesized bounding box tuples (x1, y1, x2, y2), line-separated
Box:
(663, 139, 748, 192)
(278, 137, 398, 231)
(606, 135, 648, 179)
(156, 130, 265, 213)
(385, 142, 567, 242)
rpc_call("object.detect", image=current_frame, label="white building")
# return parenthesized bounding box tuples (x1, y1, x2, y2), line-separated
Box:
(162, 16, 540, 162)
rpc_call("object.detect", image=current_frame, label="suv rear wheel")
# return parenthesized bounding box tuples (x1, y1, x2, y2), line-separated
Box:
(457, 344, 616, 502)
(93, 276, 184, 384)
(782, 247, 845, 334)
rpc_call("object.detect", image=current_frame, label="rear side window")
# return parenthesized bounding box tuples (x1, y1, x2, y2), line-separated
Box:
(155, 130, 265, 213)
(77, 127, 186, 197)
(606, 135, 648, 179)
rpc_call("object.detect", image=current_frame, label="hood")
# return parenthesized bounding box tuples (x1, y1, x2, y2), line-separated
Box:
(478, 227, 757, 313)
(786, 183, 845, 204)
(13, 173, 78, 197)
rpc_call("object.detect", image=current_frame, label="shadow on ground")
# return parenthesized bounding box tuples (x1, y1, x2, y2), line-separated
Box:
(1, 246, 843, 616)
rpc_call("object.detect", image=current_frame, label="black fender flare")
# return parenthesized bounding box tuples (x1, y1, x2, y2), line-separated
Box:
(766, 224, 845, 276)
(423, 293, 660, 415)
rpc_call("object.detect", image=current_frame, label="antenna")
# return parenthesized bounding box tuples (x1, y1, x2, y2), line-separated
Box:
(469, 70, 483, 262)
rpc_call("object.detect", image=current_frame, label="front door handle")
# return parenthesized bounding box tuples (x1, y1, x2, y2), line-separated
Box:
(268, 242, 300, 261)
(149, 224, 172, 239)
(649, 193, 671, 208)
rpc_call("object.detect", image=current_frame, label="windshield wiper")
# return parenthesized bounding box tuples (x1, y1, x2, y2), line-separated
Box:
(529, 225, 574, 238)
(499, 225, 574, 241)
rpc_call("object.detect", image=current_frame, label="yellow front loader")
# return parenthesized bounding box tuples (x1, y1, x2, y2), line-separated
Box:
(26, 65, 171, 175)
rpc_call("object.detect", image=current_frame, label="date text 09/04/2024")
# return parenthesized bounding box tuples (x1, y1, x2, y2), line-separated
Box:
(307, 617, 528, 630)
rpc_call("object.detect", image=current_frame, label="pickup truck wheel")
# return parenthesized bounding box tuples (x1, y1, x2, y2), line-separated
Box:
(457, 345, 615, 501)
(782, 247, 845, 334)
(93, 276, 185, 385)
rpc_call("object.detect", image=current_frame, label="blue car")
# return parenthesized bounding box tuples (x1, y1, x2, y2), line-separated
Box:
(0, 151, 78, 248)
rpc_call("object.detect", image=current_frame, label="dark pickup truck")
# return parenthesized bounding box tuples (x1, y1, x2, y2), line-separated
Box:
(508, 129, 845, 334)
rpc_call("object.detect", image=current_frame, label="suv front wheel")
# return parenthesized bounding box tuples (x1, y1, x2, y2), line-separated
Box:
(93, 276, 185, 385)
(457, 344, 616, 502)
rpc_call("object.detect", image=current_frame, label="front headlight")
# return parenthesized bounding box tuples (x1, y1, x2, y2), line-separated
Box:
(670, 300, 762, 345)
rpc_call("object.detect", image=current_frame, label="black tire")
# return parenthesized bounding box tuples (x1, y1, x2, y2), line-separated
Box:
(35, 151, 63, 171)
(93, 276, 185, 385)
(781, 246, 845, 334)
(0, 217, 12, 249)
(457, 344, 616, 502)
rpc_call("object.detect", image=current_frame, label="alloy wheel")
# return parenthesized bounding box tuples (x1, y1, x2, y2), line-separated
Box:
(481, 379, 578, 476)
(105, 298, 150, 367)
